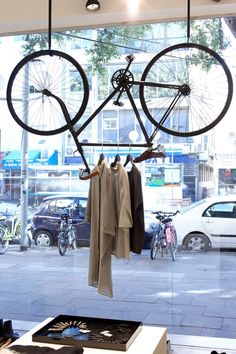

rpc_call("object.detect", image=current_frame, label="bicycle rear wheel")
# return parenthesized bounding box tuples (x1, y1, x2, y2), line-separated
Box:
(7, 49, 89, 136)
(140, 43, 233, 137)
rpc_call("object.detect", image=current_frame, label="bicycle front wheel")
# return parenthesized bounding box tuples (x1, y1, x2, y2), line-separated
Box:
(169, 228, 177, 261)
(140, 43, 233, 137)
(70, 229, 77, 250)
(58, 232, 67, 256)
(150, 233, 159, 260)
(7, 50, 89, 136)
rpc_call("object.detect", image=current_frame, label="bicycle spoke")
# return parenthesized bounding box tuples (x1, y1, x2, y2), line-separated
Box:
(7, 50, 89, 135)
(140, 43, 233, 137)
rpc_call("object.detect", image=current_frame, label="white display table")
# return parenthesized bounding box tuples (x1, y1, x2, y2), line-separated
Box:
(11, 318, 167, 354)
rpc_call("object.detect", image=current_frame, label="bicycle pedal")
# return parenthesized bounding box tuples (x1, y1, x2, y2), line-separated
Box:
(113, 100, 124, 107)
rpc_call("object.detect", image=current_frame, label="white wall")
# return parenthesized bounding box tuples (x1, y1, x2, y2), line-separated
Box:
(0, 1, 236, 36)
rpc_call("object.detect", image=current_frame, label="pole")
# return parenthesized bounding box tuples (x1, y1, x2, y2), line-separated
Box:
(20, 130, 29, 251)
(20, 62, 29, 251)
(187, 0, 190, 41)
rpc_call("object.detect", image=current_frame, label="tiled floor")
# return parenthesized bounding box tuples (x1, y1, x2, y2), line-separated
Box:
(3, 247, 236, 353)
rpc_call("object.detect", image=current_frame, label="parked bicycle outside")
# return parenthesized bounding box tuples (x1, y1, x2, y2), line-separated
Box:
(58, 212, 77, 256)
(0, 205, 32, 254)
(150, 210, 178, 261)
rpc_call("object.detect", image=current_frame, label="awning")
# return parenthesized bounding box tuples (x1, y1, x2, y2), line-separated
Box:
(2, 150, 58, 169)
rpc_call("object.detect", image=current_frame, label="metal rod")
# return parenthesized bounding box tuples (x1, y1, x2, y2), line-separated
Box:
(187, 0, 190, 41)
(78, 142, 151, 147)
(76, 84, 122, 136)
(126, 89, 151, 144)
(48, 0, 52, 50)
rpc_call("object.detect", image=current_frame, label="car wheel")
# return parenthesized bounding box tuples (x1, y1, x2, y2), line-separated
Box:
(35, 231, 53, 247)
(183, 233, 210, 252)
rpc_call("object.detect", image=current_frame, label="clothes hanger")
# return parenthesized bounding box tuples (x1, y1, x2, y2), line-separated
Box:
(80, 151, 106, 180)
(124, 153, 133, 167)
(79, 144, 106, 180)
(133, 144, 166, 163)
(110, 153, 121, 167)
(79, 168, 99, 180)
(98, 153, 105, 165)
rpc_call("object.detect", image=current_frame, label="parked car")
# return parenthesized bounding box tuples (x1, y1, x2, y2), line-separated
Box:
(31, 193, 153, 248)
(173, 195, 236, 251)
(31, 193, 90, 247)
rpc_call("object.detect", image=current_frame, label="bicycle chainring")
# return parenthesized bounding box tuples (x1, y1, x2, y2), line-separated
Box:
(111, 69, 134, 91)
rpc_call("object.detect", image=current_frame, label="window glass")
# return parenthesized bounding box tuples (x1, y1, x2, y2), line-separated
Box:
(1, 15, 236, 348)
(203, 202, 236, 218)
(75, 199, 87, 217)
(47, 200, 57, 213)
(55, 198, 75, 213)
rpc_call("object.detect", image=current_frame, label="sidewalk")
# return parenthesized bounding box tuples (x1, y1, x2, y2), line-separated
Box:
(0, 245, 236, 341)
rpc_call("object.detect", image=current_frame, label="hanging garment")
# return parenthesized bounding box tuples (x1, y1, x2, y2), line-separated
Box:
(104, 163, 133, 260)
(85, 163, 114, 297)
(128, 164, 145, 254)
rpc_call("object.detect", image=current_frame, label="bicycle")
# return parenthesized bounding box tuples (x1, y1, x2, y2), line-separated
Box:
(0, 211, 32, 254)
(57, 213, 77, 256)
(150, 210, 178, 261)
(6, 45, 233, 171)
(5, 0, 233, 174)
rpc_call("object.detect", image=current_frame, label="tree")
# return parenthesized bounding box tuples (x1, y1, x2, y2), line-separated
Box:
(189, 18, 229, 52)
(21, 18, 231, 73)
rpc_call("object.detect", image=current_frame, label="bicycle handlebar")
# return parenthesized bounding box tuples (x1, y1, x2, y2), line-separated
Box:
(151, 210, 179, 217)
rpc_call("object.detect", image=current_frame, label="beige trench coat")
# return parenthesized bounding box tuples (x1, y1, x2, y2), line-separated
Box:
(104, 163, 133, 260)
(86, 163, 132, 297)
(85, 163, 113, 297)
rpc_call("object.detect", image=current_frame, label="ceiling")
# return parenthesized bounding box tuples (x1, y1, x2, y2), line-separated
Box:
(1, 0, 236, 36)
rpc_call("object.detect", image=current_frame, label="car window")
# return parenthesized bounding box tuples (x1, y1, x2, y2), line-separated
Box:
(203, 202, 236, 218)
(74, 199, 87, 218)
(56, 198, 75, 214)
(46, 198, 74, 215)
(47, 200, 57, 213)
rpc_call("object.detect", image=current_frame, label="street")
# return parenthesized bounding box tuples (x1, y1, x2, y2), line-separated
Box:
(0, 245, 236, 340)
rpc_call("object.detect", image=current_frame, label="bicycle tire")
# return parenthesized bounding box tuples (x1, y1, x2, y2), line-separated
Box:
(58, 232, 67, 256)
(0, 226, 9, 254)
(7, 49, 89, 136)
(169, 228, 177, 261)
(70, 229, 77, 250)
(150, 233, 158, 259)
(140, 42, 233, 137)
